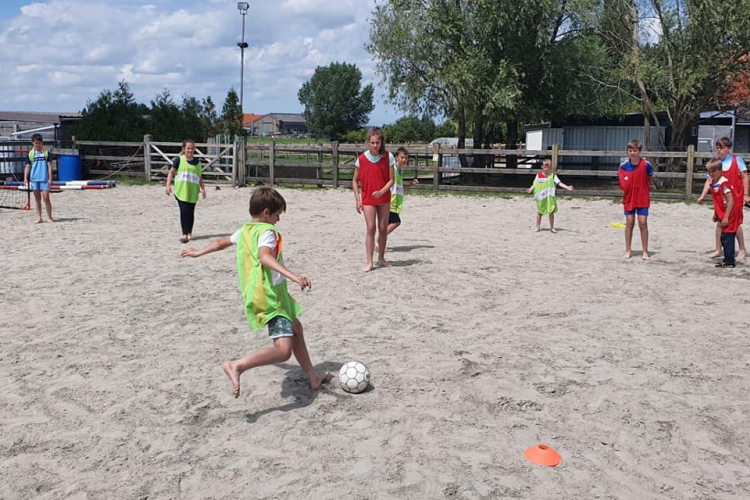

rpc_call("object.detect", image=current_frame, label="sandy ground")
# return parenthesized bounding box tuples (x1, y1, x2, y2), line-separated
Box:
(2, 185, 750, 500)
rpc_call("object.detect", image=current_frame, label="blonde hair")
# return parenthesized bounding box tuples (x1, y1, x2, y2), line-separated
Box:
(706, 158, 722, 173)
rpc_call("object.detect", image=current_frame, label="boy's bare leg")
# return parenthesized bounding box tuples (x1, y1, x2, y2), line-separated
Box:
(33, 191, 43, 223)
(737, 226, 746, 260)
(549, 213, 556, 233)
(623, 214, 635, 258)
(534, 213, 541, 232)
(638, 215, 649, 260)
(709, 224, 722, 258)
(291, 319, 327, 390)
(362, 205, 376, 272)
(42, 191, 53, 221)
(222, 338, 293, 398)
(376, 204, 391, 268)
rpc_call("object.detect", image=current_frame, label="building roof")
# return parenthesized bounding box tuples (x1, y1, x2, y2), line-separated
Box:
(253, 113, 306, 123)
(0, 111, 81, 123)
(243, 113, 263, 127)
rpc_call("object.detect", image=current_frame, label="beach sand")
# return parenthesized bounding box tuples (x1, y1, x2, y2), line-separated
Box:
(2, 185, 749, 499)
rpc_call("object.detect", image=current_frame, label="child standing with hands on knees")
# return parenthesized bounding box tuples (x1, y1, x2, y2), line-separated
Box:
(706, 158, 738, 268)
(619, 139, 655, 260)
(181, 187, 327, 398)
(526, 158, 573, 232)
(352, 127, 395, 272)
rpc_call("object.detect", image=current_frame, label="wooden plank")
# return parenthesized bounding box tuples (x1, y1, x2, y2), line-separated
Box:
(76, 140, 143, 147)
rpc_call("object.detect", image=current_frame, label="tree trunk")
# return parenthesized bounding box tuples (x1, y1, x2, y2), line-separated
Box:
(505, 119, 518, 169)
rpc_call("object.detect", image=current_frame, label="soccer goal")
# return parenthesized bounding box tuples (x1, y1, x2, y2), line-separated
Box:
(0, 185, 31, 210)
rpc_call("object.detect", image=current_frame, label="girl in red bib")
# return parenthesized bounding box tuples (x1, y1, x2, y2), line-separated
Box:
(352, 127, 395, 272)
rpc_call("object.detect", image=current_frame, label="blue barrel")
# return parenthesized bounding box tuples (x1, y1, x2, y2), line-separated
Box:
(59, 154, 82, 181)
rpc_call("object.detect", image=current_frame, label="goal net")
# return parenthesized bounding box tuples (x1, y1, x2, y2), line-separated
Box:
(0, 185, 30, 210)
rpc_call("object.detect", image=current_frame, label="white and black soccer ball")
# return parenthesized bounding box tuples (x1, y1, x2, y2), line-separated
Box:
(339, 361, 370, 394)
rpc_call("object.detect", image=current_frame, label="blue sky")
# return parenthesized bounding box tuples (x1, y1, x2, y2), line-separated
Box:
(0, 0, 401, 125)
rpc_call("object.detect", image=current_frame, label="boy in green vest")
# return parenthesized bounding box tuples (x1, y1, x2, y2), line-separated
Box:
(23, 133, 54, 223)
(181, 187, 327, 398)
(376, 147, 418, 253)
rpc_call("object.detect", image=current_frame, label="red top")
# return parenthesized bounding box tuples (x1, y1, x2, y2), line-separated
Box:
(725, 156, 745, 226)
(619, 158, 651, 210)
(712, 177, 740, 233)
(357, 151, 391, 206)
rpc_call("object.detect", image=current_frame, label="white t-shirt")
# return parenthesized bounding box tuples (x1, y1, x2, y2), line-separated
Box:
(231, 228, 285, 286)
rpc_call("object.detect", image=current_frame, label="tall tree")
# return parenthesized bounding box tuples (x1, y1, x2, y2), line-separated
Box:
(590, 0, 750, 157)
(298, 62, 374, 140)
(367, 0, 612, 166)
(148, 89, 183, 141)
(219, 88, 245, 138)
(71, 80, 148, 141)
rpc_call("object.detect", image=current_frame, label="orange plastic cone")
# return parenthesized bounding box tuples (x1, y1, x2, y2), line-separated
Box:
(524, 444, 562, 467)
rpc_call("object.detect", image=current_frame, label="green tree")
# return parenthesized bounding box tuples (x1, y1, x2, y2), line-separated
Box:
(219, 88, 244, 138)
(385, 115, 437, 143)
(148, 89, 183, 141)
(367, 0, 613, 165)
(71, 80, 148, 141)
(590, 0, 750, 158)
(298, 62, 375, 140)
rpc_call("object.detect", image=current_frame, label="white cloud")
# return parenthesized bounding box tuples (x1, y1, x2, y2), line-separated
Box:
(0, 0, 397, 124)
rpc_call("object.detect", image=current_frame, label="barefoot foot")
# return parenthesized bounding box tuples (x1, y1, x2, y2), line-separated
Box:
(309, 372, 330, 390)
(642, 252, 650, 261)
(222, 361, 241, 398)
(35, 218, 43, 224)
(533, 226, 540, 232)
(623, 251, 632, 259)
(362, 263, 373, 273)
(550, 228, 557, 233)
(179, 236, 189, 244)
(738, 250, 746, 261)
(378, 259, 391, 268)
(708, 250, 722, 258)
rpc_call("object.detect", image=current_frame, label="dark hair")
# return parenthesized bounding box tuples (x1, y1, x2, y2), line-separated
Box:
(249, 187, 286, 216)
(716, 136, 733, 150)
(31, 133, 43, 142)
(627, 139, 642, 151)
(367, 127, 386, 156)
(182, 139, 196, 149)
(706, 157, 723, 173)
(396, 147, 409, 157)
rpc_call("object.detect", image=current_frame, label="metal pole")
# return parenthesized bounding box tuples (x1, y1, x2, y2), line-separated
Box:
(239, 10, 246, 113)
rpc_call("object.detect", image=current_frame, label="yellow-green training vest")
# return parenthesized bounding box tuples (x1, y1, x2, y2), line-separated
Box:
(173, 155, 202, 203)
(390, 165, 405, 215)
(532, 173, 558, 215)
(236, 222, 301, 331)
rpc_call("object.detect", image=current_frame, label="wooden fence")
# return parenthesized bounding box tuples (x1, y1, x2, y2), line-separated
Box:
(67, 136, 739, 200)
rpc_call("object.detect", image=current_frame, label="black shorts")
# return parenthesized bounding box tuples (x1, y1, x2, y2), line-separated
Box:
(388, 211, 401, 224)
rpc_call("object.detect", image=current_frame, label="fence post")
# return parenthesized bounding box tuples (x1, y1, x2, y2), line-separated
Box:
(432, 143, 441, 189)
(317, 146, 323, 187)
(551, 143, 559, 172)
(235, 136, 247, 187)
(685, 144, 695, 199)
(332, 141, 339, 188)
(143, 134, 152, 181)
(269, 138, 276, 185)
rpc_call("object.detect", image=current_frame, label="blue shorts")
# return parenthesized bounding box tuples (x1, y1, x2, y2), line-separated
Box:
(267, 316, 294, 339)
(30, 181, 50, 191)
(624, 207, 649, 216)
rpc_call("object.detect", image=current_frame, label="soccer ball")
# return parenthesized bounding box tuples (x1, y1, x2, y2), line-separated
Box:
(339, 361, 370, 394)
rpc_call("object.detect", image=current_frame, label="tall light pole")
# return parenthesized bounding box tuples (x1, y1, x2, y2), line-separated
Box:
(237, 2, 249, 129)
